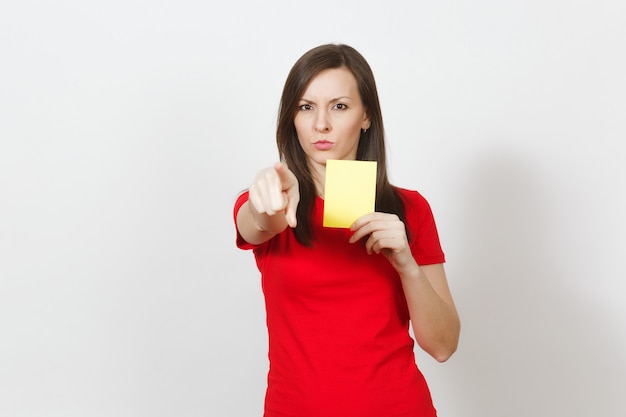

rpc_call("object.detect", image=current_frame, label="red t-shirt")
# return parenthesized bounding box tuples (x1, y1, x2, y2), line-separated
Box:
(234, 188, 445, 417)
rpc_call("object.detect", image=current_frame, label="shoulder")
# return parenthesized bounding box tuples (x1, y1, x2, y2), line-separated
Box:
(394, 187, 432, 210)
(393, 186, 438, 229)
(394, 186, 445, 262)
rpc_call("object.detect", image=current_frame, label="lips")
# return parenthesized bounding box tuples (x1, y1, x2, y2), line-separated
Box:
(313, 140, 333, 150)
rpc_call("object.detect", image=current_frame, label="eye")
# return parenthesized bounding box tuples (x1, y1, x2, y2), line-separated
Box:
(298, 103, 313, 111)
(333, 103, 348, 110)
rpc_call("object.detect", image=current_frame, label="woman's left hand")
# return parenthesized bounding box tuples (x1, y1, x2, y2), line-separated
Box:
(349, 212, 417, 273)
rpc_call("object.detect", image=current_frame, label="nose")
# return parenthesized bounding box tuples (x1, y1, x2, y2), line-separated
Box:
(314, 110, 331, 132)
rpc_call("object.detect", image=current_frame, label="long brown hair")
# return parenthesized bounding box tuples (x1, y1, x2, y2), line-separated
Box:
(277, 44, 406, 246)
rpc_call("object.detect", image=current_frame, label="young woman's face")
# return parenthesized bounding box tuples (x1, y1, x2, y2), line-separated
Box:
(294, 67, 370, 172)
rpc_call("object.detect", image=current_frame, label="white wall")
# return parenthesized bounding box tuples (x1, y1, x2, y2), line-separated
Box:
(1, 1, 624, 416)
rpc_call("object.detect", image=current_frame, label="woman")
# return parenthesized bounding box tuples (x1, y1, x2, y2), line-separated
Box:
(233, 44, 460, 417)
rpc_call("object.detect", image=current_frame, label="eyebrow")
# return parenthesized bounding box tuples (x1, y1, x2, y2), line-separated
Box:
(298, 96, 353, 103)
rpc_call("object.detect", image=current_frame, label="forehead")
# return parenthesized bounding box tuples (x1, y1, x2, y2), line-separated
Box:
(301, 67, 359, 97)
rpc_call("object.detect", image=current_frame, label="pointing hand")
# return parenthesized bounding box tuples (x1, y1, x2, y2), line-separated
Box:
(248, 162, 300, 228)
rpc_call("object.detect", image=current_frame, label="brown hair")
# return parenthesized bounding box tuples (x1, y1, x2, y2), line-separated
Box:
(277, 44, 406, 246)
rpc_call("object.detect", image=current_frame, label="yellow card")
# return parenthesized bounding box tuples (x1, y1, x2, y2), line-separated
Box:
(323, 160, 377, 228)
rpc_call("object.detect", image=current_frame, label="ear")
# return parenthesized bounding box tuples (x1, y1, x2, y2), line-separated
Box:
(361, 111, 371, 131)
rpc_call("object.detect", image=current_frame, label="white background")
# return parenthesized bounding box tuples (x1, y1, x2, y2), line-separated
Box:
(1, 1, 625, 416)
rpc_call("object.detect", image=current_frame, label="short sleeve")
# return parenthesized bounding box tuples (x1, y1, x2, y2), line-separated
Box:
(400, 189, 446, 265)
(233, 191, 257, 250)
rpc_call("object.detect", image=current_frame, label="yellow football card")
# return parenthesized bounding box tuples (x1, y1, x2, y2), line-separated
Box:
(323, 160, 377, 228)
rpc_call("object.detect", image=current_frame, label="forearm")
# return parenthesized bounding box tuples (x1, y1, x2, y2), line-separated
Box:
(399, 263, 460, 362)
(236, 200, 288, 245)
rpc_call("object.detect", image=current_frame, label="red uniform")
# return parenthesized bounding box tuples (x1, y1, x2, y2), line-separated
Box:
(234, 188, 445, 417)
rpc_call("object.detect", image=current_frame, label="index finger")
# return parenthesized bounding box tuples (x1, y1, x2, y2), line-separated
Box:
(274, 162, 297, 190)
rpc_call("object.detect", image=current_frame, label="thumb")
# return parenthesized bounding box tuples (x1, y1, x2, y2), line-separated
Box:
(284, 189, 299, 228)
(274, 162, 299, 228)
